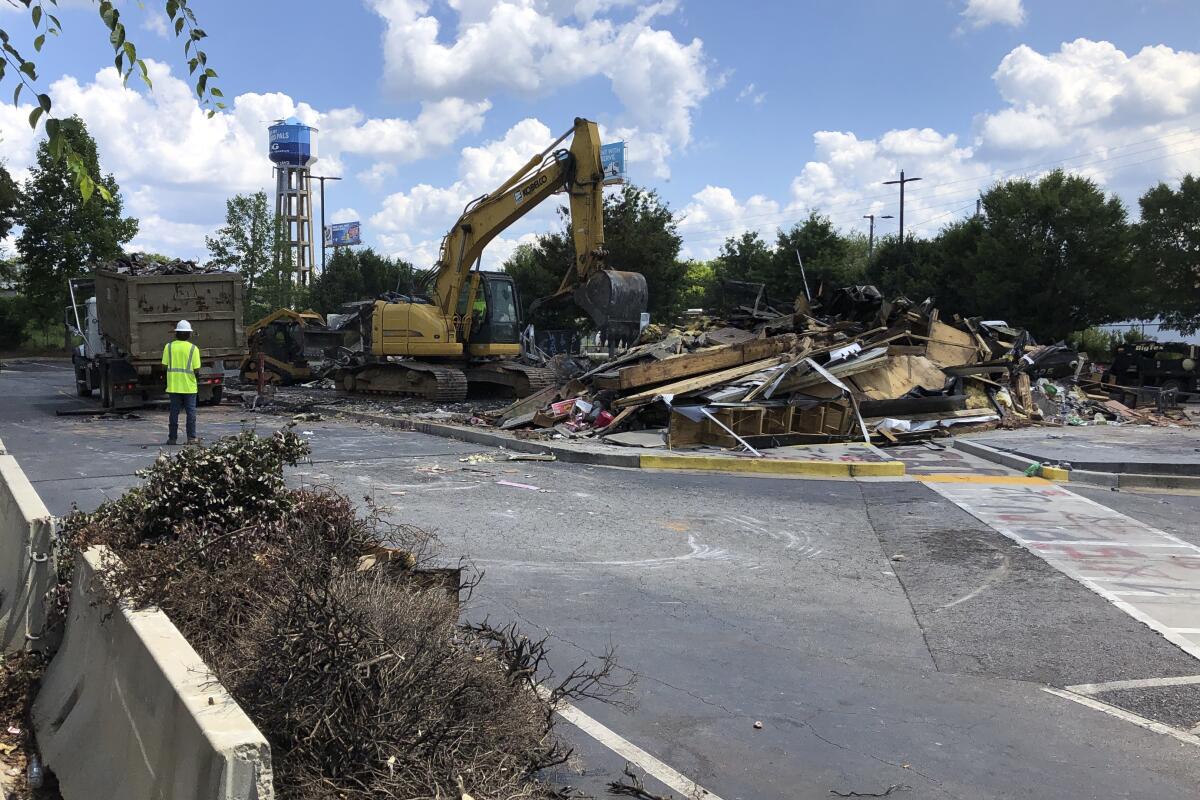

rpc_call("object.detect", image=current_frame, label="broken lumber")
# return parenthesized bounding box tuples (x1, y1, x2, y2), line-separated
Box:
(615, 355, 791, 408)
(596, 334, 796, 392)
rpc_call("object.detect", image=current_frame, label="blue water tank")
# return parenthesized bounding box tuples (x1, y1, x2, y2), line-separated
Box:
(268, 117, 317, 166)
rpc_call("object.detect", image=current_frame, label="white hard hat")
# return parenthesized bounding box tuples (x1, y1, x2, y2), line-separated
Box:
(175, 320, 193, 332)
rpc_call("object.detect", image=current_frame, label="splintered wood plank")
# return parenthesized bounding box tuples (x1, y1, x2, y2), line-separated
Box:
(614, 356, 790, 407)
(607, 334, 796, 392)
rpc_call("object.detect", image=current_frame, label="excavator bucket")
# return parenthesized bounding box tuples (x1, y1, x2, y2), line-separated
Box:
(574, 269, 648, 346)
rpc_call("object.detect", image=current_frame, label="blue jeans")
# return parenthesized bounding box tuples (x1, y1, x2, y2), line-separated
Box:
(168, 392, 197, 442)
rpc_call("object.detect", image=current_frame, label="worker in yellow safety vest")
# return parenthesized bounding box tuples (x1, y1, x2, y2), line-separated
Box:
(471, 289, 486, 334)
(163, 320, 201, 445)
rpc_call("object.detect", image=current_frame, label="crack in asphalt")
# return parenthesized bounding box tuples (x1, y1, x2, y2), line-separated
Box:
(856, 480, 940, 673)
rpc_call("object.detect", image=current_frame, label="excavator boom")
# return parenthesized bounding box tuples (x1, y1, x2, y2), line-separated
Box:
(431, 117, 646, 343)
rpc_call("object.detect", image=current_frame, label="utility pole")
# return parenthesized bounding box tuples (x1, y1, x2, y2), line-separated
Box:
(862, 213, 894, 257)
(309, 174, 343, 272)
(882, 170, 921, 242)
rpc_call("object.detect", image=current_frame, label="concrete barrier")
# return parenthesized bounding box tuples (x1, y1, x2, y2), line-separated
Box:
(0, 438, 56, 653)
(33, 547, 274, 800)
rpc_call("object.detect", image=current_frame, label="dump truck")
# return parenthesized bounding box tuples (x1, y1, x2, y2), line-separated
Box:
(67, 269, 246, 408)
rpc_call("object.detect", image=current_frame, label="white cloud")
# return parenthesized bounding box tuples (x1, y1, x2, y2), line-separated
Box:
(141, 9, 170, 38)
(126, 215, 215, 256)
(330, 208, 361, 223)
(676, 185, 779, 260)
(357, 162, 398, 188)
(685, 38, 1200, 257)
(367, 0, 711, 177)
(975, 39, 1200, 194)
(737, 83, 766, 106)
(960, 0, 1025, 30)
(323, 97, 491, 159)
(370, 118, 577, 269)
(0, 61, 491, 259)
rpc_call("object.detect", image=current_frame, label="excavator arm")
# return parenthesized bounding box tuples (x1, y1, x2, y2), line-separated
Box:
(428, 117, 646, 344)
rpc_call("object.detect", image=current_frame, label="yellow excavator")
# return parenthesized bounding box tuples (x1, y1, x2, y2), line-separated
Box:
(336, 117, 648, 401)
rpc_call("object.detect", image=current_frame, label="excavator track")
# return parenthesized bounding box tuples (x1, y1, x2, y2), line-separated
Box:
(337, 362, 469, 402)
(464, 362, 556, 397)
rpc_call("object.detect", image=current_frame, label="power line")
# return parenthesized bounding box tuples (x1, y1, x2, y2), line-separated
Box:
(675, 127, 1200, 239)
(677, 134, 1200, 246)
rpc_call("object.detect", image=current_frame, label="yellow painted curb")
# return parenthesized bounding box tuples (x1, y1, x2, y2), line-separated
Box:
(639, 454, 905, 477)
(1041, 465, 1070, 482)
(916, 473, 1051, 485)
(851, 461, 907, 477)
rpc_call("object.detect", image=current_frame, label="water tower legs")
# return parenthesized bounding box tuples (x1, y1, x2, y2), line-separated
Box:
(275, 165, 316, 285)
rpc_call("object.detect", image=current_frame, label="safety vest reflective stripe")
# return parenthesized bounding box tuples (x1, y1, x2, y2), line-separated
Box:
(166, 343, 197, 370)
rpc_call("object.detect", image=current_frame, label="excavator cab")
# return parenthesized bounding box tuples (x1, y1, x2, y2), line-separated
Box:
(460, 272, 522, 348)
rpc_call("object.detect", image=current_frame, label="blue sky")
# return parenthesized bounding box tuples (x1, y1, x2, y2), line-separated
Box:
(2, 0, 1199, 267)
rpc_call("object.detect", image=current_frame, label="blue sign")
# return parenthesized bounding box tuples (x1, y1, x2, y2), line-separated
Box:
(600, 141, 626, 184)
(324, 221, 361, 247)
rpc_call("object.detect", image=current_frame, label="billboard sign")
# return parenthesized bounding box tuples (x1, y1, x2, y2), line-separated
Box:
(324, 221, 361, 247)
(600, 141, 626, 185)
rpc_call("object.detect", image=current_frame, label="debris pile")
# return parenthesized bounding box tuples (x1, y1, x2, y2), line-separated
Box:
(492, 285, 1186, 451)
(57, 429, 623, 800)
(103, 253, 228, 275)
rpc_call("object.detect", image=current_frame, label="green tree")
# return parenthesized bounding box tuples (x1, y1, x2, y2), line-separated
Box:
(16, 116, 137, 331)
(0, 164, 18, 241)
(866, 220, 981, 312)
(503, 238, 581, 331)
(206, 191, 275, 321)
(254, 215, 307, 315)
(1135, 175, 1200, 333)
(679, 260, 717, 311)
(504, 184, 687, 328)
(769, 213, 854, 298)
(602, 185, 688, 321)
(308, 248, 416, 314)
(969, 170, 1136, 340)
(0, 1, 222, 200)
(0, 296, 26, 352)
(713, 231, 773, 287)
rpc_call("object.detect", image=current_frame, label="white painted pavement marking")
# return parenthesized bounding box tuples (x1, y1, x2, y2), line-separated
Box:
(535, 688, 723, 800)
(1066, 675, 1200, 695)
(1042, 687, 1200, 747)
(924, 481, 1200, 662)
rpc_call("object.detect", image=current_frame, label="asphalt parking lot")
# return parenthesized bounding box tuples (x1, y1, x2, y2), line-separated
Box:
(5, 358, 1200, 799)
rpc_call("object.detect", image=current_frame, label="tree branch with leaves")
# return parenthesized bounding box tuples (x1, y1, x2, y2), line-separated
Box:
(0, 0, 223, 201)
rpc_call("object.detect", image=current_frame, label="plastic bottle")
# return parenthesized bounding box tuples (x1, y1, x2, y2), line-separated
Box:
(27, 752, 44, 788)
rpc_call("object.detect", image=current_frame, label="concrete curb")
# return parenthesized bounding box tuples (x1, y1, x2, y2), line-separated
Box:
(33, 547, 274, 800)
(639, 453, 904, 476)
(951, 438, 1041, 473)
(952, 437, 1200, 491)
(319, 407, 907, 478)
(315, 407, 642, 467)
(0, 439, 56, 654)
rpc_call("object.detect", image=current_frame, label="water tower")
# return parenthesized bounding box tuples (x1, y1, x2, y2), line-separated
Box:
(268, 117, 317, 284)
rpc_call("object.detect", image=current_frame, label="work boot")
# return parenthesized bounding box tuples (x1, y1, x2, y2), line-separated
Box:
(164, 439, 178, 446)
(186, 437, 202, 445)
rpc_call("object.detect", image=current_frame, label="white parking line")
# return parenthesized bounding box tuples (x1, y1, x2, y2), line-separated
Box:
(538, 688, 723, 800)
(1043, 687, 1200, 748)
(1066, 675, 1200, 695)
